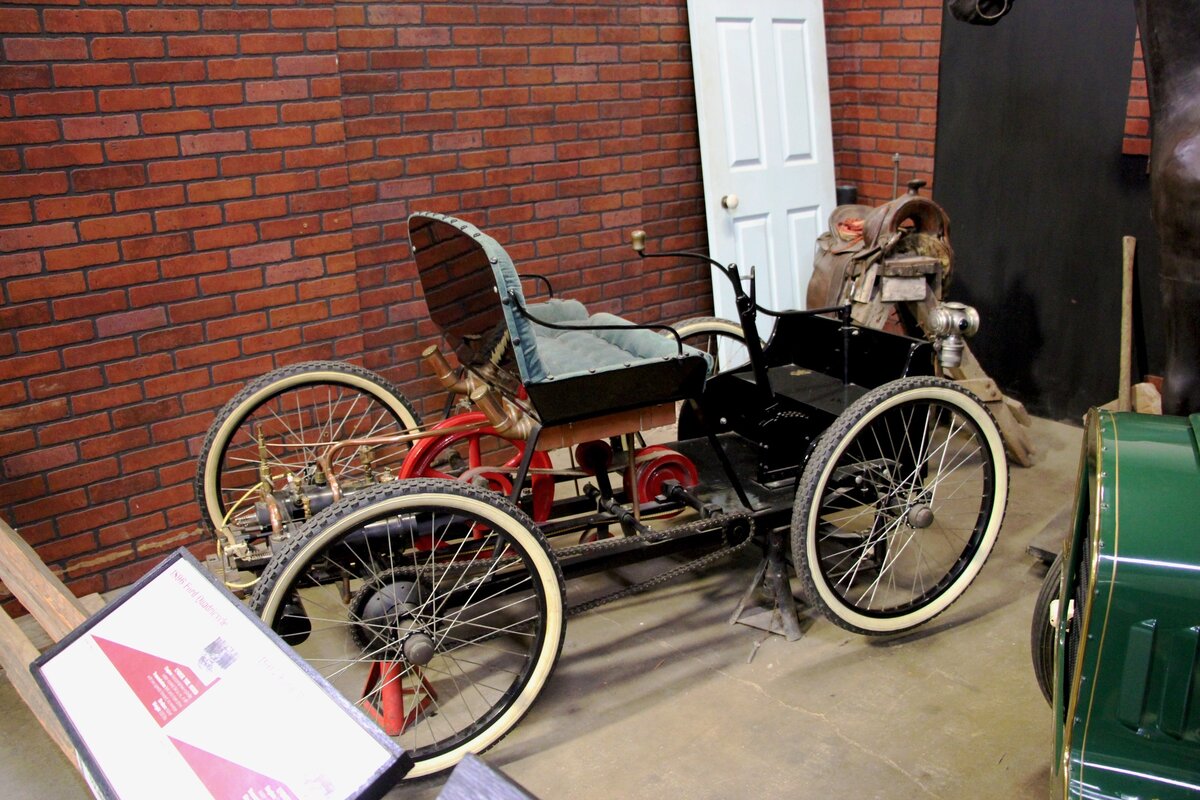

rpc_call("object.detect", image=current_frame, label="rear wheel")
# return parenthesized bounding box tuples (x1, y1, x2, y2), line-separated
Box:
(249, 479, 566, 779)
(195, 362, 421, 536)
(671, 316, 753, 377)
(792, 377, 1007, 635)
(671, 317, 758, 440)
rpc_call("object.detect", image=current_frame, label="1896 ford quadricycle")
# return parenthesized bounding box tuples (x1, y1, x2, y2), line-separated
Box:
(194, 212, 1009, 778)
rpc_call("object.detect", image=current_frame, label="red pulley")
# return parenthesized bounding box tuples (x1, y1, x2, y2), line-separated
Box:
(633, 445, 699, 501)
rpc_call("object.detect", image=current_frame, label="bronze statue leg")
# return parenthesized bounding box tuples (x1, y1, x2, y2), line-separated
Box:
(1138, 0, 1200, 414)
(1153, 107, 1200, 414)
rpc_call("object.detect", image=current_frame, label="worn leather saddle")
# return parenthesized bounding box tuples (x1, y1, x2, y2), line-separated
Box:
(807, 188, 954, 311)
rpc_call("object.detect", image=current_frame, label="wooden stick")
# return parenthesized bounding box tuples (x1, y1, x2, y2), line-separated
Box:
(1118, 236, 1136, 412)
(0, 518, 88, 641)
(0, 604, 78, 765)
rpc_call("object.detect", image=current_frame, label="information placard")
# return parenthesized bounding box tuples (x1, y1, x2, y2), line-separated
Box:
(32, 549, 411, 800)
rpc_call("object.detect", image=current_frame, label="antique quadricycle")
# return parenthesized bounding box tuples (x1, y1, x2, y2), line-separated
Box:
(194, 212, 1008, 778)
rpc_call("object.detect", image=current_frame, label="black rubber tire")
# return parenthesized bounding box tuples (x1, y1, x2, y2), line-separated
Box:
(195, 361, 421, 536)
(1031, 553, 1062, 705)
(791, 376, 1008, 635)
(249, 478, 566, 780)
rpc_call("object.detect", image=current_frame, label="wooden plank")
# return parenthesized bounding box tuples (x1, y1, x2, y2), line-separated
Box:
(0, 519, 88, 643)
(539, 403, 675, 451)
(956, 377, 1002, 403)
(1133, 382, 1162, 415)
(5, 593, 108, 657)
(944, 341, 1037, 467)
(988, 399, 1037, 467)
(0, 603, 78, 765)
(1004, 395, 1033, 426)
(1118, 236, 1136, 412)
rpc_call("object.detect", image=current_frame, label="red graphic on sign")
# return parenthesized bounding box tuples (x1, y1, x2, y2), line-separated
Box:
(170, 737, 297, 800)
(93, 636, 216, 727)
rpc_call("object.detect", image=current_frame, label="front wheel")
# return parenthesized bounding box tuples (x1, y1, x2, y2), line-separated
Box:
(791, 377, 1008, 635)
(249, 479, 566, 779)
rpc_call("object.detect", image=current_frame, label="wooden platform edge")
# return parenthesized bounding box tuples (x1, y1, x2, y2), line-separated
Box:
(0, 517, 98, 770)
(0, 604, 78, 764)
(0, 519, 89, 640)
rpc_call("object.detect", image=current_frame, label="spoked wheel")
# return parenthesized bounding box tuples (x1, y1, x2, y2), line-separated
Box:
(671, 316, 753, 378)
(1031, 554, 1062, 705)
(671, 317, 758, 440)
(791, 377, 1008, 635)
(195, 361, 422, 536)
(399, 412, 555, 522)
(250, 479, 566, 780)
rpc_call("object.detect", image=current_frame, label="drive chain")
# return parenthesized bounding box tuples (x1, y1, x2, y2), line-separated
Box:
(349, 511, 756, 624)
(565, 511, 755, 618)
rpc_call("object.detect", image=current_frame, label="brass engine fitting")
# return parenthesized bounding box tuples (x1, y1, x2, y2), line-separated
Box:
(469, 385, 537, 439)
(315, 454, 342, 503)
(422, 345, 485, 395)
(928, 301, 980, 370)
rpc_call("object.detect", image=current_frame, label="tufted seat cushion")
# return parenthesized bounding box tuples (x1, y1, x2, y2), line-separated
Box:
(524, 299, 712, 382)
(410, 211, 711, 426)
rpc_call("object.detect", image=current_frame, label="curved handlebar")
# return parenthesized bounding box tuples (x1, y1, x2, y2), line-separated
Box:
(629, 230, 742, 295)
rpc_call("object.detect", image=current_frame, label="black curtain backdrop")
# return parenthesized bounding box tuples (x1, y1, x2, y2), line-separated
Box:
(934, 0, 1162, 421)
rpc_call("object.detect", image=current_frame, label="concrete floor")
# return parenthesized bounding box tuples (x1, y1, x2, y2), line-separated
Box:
(0, 416, 1079, 800)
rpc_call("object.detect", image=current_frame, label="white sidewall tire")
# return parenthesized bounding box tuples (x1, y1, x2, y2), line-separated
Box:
(197, 362, 420, 533)
(252, 481, 565, 780)
(796, 379, 1008, 634)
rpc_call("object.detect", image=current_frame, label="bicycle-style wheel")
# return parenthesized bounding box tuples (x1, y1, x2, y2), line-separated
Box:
(195, 361, 421, 536)
(791, 377, 1008, 635)
(250, 479, 566, 779)
(670, 316, 753, 377)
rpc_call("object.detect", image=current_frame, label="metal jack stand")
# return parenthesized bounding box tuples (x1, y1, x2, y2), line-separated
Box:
(729, 527, 805, 642)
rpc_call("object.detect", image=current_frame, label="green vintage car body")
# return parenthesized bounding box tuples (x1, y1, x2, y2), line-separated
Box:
(1048, 410, 1200, 798)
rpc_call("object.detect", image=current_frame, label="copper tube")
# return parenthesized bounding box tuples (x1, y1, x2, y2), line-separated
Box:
(469, 386, 536, 439)
(422, 345, 483, 395)
(316, 454, 342, 503)
(321, 419, 493, 469)
(264, 494, 284, 539)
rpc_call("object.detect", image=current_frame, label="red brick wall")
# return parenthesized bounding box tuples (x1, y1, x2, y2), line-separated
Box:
(0, 0, 947, 600)
(0, 2, 368, 599)
(824, 0, 943, 205)
(1123, 32, 1149, 156)
(0, 0, 711, 601)
(331, 1, 710, 417)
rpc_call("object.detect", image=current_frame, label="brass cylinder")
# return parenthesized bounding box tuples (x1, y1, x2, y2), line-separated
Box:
(422, 345, 480, 395)
(469, 386, 535, 439)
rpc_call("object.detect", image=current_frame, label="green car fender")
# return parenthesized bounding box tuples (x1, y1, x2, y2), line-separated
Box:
(1050, 410, 1200, 799)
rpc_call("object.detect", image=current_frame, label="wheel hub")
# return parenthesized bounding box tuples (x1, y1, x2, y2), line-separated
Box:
(402, 632, 436, 666)
(350, 577, 423, 655)
(907, 504, 935, 529)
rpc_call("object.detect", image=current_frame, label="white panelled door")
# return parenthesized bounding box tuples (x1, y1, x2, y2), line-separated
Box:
(687, 0, 836, 344)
